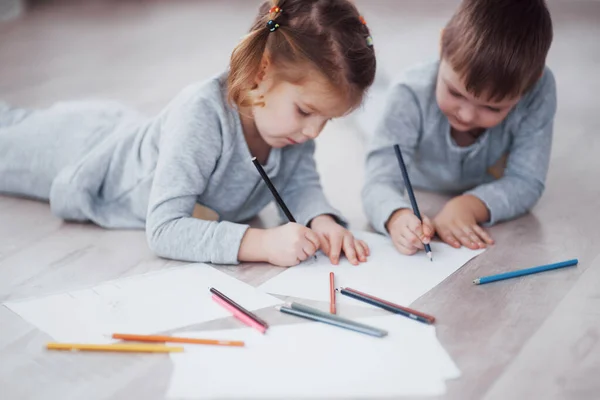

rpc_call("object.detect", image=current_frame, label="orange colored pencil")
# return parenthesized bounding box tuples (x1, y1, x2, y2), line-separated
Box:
(329, 272, 336, 314)
(112, 333, 245, 347)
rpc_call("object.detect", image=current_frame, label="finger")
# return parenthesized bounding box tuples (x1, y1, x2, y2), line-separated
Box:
(422, 216, 435, 240)
(343, 235, 358, 265)
(318, 233, 331, 256)
(438, 229, 461, 248)
(302, 240, 317, 258)
(401, 229, 425, 251)
(328, 233, 343, 265)
(297, 248, 309, 262)
(453, 227, 478, 250)
(462, 226, 485, 248)
(407, 216, 428, 243)
(304, 229, 321, 252)
(473, 225, 494, 245)
(361, 240, 371, 257)
(393, 239, 419, 255)
(355, 240, 367, 262)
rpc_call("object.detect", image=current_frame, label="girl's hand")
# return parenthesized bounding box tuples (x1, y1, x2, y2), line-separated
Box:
(264, 223, 321, 267)
(386, 208, 435, 255)
(310, 215, 369, 265)
(433, 195, 494, 250)
(239, 223, 321, 267)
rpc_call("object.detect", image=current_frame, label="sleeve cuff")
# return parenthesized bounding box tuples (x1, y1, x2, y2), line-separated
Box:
(369, 197, 412, 235)
(465, 187, 507, 226)
(211, 221, 250, 264)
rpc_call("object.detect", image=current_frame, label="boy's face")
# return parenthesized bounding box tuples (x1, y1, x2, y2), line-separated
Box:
(252, 65, 351, 149)
(436, 59, 521, 133)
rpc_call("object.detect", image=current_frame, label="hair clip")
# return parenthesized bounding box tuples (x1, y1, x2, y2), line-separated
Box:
(359, 16, 367, 25)
(269, 6, 282, 14)
(266, 20, 280, 32)
(366, 36, 374, 46)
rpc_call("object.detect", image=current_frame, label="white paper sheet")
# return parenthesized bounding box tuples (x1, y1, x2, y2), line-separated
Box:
(167, 315, 460, 398)
(3, 264, 283, 342)
(259, 230, 484, 307)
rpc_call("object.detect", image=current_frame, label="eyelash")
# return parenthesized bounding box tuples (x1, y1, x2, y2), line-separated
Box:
(449, 89, 462, 98)
(486, 106, 501, 113)
(297, 106, 310, 117)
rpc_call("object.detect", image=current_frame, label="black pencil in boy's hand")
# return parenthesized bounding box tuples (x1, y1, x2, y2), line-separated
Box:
(393, 145, 433, 261)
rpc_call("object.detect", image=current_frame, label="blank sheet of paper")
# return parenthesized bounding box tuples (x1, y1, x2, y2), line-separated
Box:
(259, 231, 484, 307)
(3, 264, 283, 342)
(167, 315, 460, 398)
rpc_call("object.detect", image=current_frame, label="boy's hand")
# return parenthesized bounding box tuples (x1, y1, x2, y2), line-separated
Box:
(386, 208, 435, 255)
(263, 223, 321, 267)
(310, 215, 369, 265)
(433, 195, 494, 250)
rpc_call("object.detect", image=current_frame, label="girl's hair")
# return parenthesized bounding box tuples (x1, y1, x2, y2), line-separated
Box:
(228, 0, 376, 109)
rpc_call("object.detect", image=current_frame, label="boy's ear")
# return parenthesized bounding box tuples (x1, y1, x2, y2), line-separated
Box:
(254, 56, 271, 85)
(439, 28, 445, 53)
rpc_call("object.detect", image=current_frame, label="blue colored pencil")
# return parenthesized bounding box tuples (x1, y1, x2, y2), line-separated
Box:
(393, 145, 433, 261)
(473, 259, 578, 285)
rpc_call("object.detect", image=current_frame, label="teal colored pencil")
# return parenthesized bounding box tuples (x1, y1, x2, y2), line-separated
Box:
(473, 259, 578, 285)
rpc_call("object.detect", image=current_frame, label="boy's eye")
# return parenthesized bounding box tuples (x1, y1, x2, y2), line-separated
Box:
(297, 106, 310, 117)
(486, 106, 501, 112)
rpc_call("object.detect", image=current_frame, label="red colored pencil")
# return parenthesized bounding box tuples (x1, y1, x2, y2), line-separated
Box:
(340, 287, 435, 324)
(329, 272, 336, 314)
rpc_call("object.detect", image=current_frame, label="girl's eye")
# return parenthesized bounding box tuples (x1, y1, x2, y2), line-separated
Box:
(297, 106, 310, 117)
(449, 89, 463, 98)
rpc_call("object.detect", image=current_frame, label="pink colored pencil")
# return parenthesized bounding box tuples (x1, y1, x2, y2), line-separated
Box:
(212, 295, 267, 334)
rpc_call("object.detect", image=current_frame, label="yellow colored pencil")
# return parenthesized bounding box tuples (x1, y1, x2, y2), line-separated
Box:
(46, 342, 184, 353)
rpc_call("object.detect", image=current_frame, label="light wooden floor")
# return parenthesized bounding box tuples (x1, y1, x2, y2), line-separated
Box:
(1, 1, 599, 399)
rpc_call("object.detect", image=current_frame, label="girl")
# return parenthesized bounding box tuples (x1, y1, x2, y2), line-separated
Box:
(0, 0, 376, 267)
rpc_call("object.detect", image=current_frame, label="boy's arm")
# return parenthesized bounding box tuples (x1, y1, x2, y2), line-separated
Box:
(466, 71, 557, 225)
(278, 140, 347, 227)
(362, 83, 422, 234)
(145, 95, 250, 265)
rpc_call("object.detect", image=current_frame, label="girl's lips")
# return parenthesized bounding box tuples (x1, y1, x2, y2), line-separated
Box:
(287, 138, 298, 145)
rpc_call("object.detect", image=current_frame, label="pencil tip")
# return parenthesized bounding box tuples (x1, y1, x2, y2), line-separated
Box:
(473, 279, 480, 285)
(427, 252, 433, 262)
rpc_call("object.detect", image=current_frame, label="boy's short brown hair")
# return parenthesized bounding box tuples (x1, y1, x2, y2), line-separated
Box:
(441, 0, 553, 101)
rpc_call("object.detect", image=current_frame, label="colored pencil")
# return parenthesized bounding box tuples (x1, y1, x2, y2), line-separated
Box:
(329, 272, 336, 314)
(46, 343, 183, 353)
(209, 287, 268, 329)
(252, 157, 296, 222)
(473, 259, 578, 285)
(212, 294, 267, 334)
(339, 287, 435, 325)
(277, 302, 388, 337)
(251, 157, 317, 261)
(393, 144, 433, 261)
(112, 333, 245, 347)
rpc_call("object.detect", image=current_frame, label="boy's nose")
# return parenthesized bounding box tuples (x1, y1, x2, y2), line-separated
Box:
(457, 106, 475, 124)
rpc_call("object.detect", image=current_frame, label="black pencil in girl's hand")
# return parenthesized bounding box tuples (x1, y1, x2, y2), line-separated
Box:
(251, 157, 296, 222)
(251, 157, 317, 262)
(393, 145, 433, 261)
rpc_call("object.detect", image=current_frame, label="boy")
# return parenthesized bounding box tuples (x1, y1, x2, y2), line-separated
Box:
(362, 0, 555, 255)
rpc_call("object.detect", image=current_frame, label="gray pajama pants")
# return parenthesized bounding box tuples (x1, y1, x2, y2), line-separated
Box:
(0, 101, 124, 201)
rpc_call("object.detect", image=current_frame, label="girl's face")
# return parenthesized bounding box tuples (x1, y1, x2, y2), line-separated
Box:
(436, 59, 521, 133)
(251, 65, 352, 148)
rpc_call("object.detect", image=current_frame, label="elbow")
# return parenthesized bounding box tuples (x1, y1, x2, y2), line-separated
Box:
(145, 220, 171, 259)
